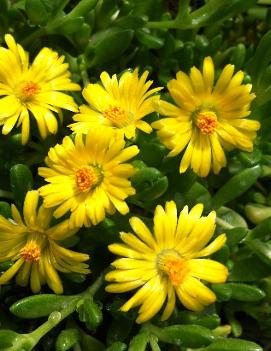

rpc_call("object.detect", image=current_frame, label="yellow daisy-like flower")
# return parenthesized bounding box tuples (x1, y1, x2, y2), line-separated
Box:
(38, 128, 139, 228)
(0, 190, 89, 294)
(152, 57, 260, 177)
(69, 69, 162, 139)
(0, 34, 80, 144)
(106, 201, 228, 323)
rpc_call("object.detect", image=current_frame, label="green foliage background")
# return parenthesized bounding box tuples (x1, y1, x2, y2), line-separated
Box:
(1, 0, 271, 350)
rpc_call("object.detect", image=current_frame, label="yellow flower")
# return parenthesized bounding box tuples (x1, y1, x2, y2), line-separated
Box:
(38, 128, 139, 228)
(0, 34, 80, 144)
(0, 191, 89, 294)
(106, 201, 228, 323)
(152, 57, 260, 177)
(69, 69, 162, 139)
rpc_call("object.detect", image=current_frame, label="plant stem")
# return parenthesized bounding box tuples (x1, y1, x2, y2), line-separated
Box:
(16, 273, 105, 350)
(22, 28, 47, 46)
(146, 20, 177, 29)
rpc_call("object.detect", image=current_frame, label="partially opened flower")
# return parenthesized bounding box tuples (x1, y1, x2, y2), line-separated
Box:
(0, 34, 80, 144)
(69, 69, 162, 139)
(106, 201, 228, 323)
(38, 128, 139, 228)
(0, 191, 89, 294)
(152, 56, 260, 177)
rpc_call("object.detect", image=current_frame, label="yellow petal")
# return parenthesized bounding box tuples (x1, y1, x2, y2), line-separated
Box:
(188, 258, 228, 283)
(23, 191, 39, 226)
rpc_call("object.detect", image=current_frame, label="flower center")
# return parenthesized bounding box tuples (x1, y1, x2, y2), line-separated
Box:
(75, 166, 102, 192)
(103, 105, 130, 127)
(19, 81, 40, 101)
(157, 250, 188, 286)
(20, 242, 41, 262)
(196, 111, 218, 135)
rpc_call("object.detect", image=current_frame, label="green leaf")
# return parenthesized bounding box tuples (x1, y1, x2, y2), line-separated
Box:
(56, 16, 85, 35)
(211, 284, 232, 302)
(87, 28, 134, 66)
(10, 164, 33, 209)
(10, 294, 79, 318)
(136, 29, 164, 49)
(105, 342, 127, 351)
(175, 311, 220, 329)
(212, 166, 262, 209)
(225, 283, 265, 301)
(67, 0, 98, 18)
(246, 239, 271, 266)
(229, 255, 271, 281)
(0, 330, 19, 348)
(77, 296, 103, 331)
(248, 215, 271, 240)
(248, 30, 271, 82)
(217, 206, 248, 228)
(224, 228, 248, 247)
(56, 328, 80, 351)
(106, 317, 134, 345)
(128, 333, 149, 351)
(201, 338, 262, 351)
(80, 331, 105, 351)
(180, 0, 257, 29)
(245, 204, 271, 224)
(151, 324, 215, 348)
(25, 0, 49, 25)
(131, 167, 168, 201)
(184, 182, 211, 209)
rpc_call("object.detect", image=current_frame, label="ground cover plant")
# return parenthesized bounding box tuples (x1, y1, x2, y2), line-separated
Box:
(0, 0, 271, 350)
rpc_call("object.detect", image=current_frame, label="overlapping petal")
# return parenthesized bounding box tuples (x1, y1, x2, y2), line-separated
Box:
(0, 34, 80, 143)
(69, 68, 162, 139)
(106, 201, 228, 323)
(39, 128, 139, 228)
(152, 56, 260, 177)
(0, 191, 89, 294)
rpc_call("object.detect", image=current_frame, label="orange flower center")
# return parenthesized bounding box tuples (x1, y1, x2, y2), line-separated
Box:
(196, 111, 218, 135)
(75, 166, 101, 192)
(103, 105, 129, 126)
(20, 242, 41, 262)
(158, 251, 188, 286)
(20, 81, 40, 101)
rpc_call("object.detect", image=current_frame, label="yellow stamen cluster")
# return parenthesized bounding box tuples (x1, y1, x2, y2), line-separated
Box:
(75, 166, 100, 192)
(20, 242, 41, 262)
(196, 111, 218, 135)
(158, 251, 188, 286)
(103, 105, 127, 125)
(20, 81, 40, 101)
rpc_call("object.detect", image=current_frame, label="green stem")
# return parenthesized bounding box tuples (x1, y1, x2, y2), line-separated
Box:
(15, 273, 105, 350)
(216, 217, 234, 229)
(66, 0, 98, 19)
(21, 28, 47, 46)
(83, 271, 105, 296)
(149, 335, 161, 351)
(176, 0, 191, 21)
(146, 20, 177, 29)
(78, 56, 90, 86)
